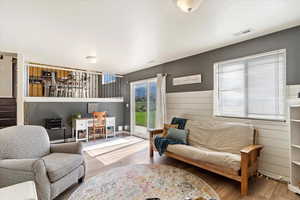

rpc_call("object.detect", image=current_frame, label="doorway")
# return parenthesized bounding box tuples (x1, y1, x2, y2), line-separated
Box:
(130, 78, 157, 139)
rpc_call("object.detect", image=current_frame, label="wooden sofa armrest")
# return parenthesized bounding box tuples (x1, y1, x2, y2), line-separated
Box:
(240, 144, 264, 195)
(240, 144, 263, 154)
(149, 129, 163, 158)
(149, 129, 164, 137)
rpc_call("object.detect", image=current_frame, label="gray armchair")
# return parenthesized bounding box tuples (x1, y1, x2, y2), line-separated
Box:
(0, 125, 86, 200)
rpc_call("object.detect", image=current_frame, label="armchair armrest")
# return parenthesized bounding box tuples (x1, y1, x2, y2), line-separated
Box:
(0, 159, 51, 200)
(0, 159, 37, 172)
(240, 144, 263, 154)
(50, 142, 83, 154)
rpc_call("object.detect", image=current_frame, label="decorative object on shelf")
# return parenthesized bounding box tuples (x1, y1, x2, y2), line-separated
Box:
(173, 74, 202, 86)
(173, 0, 204, 13)
(42, 70, 55, 78)
(68, 113, 82, 127)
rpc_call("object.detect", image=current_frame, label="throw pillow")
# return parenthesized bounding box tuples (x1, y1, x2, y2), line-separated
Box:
(165, 128, 188, 144)
(162, 124, 178, 137)
(171, 117, 188, 130)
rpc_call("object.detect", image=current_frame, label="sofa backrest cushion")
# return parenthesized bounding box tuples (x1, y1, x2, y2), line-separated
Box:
(0, 125, 50, 159)
(186, 120, 254, 155)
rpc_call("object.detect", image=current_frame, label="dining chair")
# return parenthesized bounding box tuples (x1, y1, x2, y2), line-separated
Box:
(91, 112, 107, 140)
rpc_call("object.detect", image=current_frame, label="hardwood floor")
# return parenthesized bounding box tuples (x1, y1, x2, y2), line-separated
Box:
(63, 139, 300, 200)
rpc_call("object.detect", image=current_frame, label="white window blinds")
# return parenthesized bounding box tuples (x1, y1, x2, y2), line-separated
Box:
(214, 50, 286, 120)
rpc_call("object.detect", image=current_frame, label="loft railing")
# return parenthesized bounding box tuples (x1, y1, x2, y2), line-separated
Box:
(25, 63, 123, 99)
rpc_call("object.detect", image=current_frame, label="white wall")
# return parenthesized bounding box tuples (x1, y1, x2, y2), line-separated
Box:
(166, 85, 300, 181)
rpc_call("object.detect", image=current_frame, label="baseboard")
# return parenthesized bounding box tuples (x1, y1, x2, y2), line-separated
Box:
(288, 184, 300, 194)
(50, 132, 132, 144)
(258, 169, 289, 182)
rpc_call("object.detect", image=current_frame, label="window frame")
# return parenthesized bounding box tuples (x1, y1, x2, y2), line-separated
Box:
(213, 49, 287, 121)
(102, 72, 116, 85)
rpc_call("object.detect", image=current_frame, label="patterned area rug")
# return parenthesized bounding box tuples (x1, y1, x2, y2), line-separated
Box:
(68, 164, 220, 200)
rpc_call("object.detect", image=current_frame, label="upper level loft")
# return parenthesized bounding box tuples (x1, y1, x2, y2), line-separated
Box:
(24, 63, 124, 102)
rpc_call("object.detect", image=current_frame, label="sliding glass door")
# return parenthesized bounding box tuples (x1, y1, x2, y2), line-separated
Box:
(130, 78, 157, 139)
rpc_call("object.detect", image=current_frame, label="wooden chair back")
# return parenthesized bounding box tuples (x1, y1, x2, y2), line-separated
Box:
(92, 112, 107, 127)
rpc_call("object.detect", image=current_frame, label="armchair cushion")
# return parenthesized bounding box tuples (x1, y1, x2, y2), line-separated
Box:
(42, 153, 84, 182)
(50, 142, 83, 154)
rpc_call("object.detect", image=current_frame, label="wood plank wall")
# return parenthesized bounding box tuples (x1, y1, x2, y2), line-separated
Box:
(166, 85, 300, 181)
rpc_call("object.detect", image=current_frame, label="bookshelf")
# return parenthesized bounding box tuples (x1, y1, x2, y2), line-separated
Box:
(288, 105, 300, 194)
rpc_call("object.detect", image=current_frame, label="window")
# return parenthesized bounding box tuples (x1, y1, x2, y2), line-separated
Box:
(102, 72, 116, 84)
(214, 49, 286, 121)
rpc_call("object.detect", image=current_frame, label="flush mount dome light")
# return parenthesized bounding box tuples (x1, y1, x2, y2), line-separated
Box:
(173, 0, 204, 13)
(85, 56, 97, 64)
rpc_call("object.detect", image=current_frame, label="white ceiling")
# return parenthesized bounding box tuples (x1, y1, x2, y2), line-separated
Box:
(0, 0, 300, 74)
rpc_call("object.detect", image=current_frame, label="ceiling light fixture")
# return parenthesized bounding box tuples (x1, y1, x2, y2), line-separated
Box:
(85, 56, 97, 64)
(173, 0, 204, 13)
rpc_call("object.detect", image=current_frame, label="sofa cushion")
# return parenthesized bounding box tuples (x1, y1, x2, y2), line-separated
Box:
(167, 144, 241, 171)
(186, 120, 254, 154)
(42, 153, 83, 182)
(162, 124, 178, 137)
(171, 117, 187, 130)
(166, 128, 188, 144)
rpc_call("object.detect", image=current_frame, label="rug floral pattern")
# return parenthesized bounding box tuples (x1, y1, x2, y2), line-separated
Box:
(69, 164, 220, 200)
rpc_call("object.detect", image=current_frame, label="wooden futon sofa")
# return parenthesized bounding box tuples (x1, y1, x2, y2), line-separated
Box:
(149, 120, 263, 195)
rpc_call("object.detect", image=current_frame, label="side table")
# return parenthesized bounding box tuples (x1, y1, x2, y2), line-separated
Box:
(0, 181, 38, 200)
